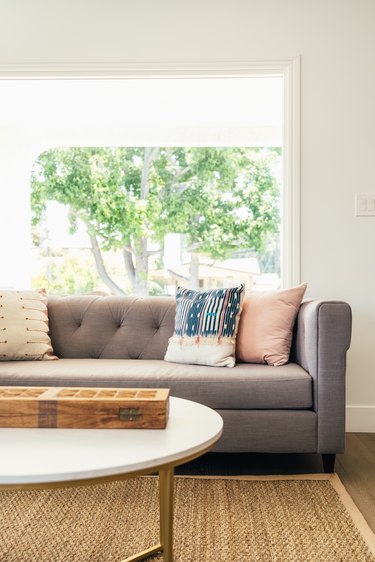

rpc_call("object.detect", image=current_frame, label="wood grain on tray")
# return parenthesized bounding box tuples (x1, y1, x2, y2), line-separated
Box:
(0, 386, 170, 429)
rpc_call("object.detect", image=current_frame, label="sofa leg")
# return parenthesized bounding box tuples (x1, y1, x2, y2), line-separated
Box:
(322, 454, 336, 473)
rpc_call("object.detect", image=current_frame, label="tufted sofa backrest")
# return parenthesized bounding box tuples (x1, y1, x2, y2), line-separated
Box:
(47, 295, 176, 359)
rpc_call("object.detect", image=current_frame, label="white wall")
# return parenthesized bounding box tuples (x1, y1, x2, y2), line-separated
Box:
(0, 0, 374, 430)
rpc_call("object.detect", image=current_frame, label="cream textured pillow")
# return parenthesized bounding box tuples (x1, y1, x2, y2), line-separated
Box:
(0, 290, 57, 361)
(164, 285, 244, 367)
(235, 283, 307, 366)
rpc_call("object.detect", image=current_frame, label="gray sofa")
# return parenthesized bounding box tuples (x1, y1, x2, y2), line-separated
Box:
(0, 295, 352, 472)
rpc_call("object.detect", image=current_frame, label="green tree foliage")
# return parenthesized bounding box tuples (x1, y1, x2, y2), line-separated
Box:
(31, 256, 98, 295)
(31, 147, 280, 295)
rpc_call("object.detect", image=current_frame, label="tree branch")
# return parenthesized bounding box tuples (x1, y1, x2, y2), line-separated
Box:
(175, 182, 192, 194)
(122, 248, 135, 290)
(150, 147, 160, 161)
(165, 149, 191, 180)
(122, 244, 136, 255)
(174, 166, 191, 179)
(88, 231, 126, 295)
(141, 147, 160, 199)
(186, 242, 202, 252)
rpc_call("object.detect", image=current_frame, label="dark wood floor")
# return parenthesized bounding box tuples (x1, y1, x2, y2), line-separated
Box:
(176, 432, 375, 533)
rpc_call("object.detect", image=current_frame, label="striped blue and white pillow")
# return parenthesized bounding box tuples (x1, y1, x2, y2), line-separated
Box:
(164, 285, 244, 367)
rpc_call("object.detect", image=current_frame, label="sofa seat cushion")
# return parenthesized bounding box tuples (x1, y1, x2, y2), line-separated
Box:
(0, 359, 312, 410)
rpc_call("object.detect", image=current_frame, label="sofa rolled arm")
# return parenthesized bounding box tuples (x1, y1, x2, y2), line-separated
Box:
(292, 299, 352, 454)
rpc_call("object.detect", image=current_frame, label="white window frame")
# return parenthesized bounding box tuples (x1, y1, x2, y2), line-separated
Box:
(0, 59, 300, 287)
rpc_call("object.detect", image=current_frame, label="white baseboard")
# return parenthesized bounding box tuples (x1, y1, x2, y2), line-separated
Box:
(346, 405, 375, 432)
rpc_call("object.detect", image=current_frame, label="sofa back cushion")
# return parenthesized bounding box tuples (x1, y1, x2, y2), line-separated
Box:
(47, 295, 176, 359)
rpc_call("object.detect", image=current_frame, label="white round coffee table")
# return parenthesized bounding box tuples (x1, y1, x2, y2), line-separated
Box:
(0, 396, 223, 562)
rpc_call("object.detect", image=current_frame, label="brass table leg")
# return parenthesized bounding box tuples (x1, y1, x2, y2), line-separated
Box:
(121, 466, 174, 562)
(159, 466, 174, 562)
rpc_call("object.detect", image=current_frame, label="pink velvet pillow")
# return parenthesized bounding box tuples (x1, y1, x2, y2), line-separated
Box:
(235, 283, 307, 366)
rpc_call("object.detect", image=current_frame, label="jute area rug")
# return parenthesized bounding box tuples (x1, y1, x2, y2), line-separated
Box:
(0, 474, 374, 562)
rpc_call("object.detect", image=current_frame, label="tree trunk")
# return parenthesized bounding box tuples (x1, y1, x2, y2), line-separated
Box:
(131, 147, 160, 296)
(88, 232, 125, 295)
(134, 237, 149, 297)
(189, 252, 200, 290)
(123, 247, 136, 291)
(141, 147, 160, 198)
(88, 147, 160, 298)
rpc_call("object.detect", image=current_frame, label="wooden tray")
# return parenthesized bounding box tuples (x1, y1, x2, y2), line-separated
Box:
(0, 386, 170, 429)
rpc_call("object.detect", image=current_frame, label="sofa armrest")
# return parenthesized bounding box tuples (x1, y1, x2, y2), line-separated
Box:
(292, 299, 352, 453)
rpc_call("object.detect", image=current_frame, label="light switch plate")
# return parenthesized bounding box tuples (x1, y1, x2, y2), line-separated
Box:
(355, 193, 375, 216)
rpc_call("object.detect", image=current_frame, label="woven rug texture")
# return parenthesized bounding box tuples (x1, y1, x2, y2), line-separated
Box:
(0, 476, 374, 562)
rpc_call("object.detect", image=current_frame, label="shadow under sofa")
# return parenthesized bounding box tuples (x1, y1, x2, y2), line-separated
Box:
(0, 294, 352, 473)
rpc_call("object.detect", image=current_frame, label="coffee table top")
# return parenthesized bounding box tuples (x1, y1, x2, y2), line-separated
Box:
(0, 397, 223, 486)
